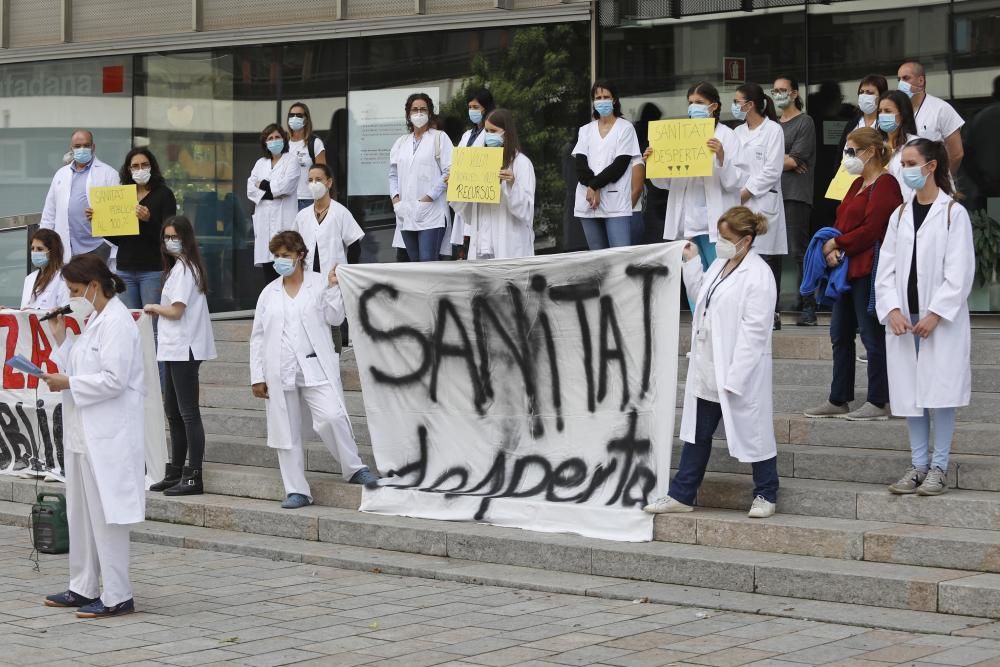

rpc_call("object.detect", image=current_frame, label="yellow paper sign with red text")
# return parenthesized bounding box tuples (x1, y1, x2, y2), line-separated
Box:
(645, 118, 715, 179)
(90, 185, 139, 236)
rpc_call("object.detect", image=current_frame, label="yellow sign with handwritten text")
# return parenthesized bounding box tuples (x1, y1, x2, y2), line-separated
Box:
(646, 118, 715, 179)
(447, 147, 504, 204)
(90, 185, 139, 236)
(824, 166, 859, 201)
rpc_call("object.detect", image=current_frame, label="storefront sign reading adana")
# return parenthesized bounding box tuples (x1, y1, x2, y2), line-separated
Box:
(338, 244, 683, 542)
(0, 310, 166, 483)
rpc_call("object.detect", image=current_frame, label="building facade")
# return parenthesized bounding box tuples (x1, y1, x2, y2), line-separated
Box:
(0, 0, 996, 312)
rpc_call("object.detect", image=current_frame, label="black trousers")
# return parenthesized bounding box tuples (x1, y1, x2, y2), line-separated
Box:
(164, 353, 205, 467)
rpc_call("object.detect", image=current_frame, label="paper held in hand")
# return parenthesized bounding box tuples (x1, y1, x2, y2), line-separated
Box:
(90, 184, 139, 236)
(645, 118, 715, 179)
(825, 165, 857, 201)
(447, 147, 504, 204)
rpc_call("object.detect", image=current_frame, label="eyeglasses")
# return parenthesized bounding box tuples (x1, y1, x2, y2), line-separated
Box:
(288, 112, 305, 119)
(769, 89, 790, 96)
(163, 235, 180, 242)
(843, 148, 858, 157)
(130, 163, 151, 170)
(733, 99, 747, 106)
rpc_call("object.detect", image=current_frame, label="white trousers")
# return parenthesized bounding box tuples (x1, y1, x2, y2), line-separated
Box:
(278, 382, 365, 499)
(65, 451, 132, 606)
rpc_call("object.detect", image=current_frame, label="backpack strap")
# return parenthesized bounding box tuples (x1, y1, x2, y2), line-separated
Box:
(306, 135, 316, 163)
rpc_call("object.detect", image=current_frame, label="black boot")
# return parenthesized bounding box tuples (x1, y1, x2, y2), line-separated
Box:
(164, 466, 203, 496)
(149, 464, 182, 492)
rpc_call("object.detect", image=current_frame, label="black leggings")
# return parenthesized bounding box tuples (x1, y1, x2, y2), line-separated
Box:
(164, 354, 205, 467)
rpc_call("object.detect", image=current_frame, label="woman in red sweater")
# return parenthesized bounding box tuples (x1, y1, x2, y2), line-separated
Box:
(805, 128, 902, 421)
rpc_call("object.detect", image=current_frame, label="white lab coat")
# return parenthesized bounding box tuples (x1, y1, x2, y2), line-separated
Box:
(651, 123, 748, 243)
(51, 297, 145, 525)
(20, 271, 69, 310)
(451, 152, 536, 260)
(40, 158, 120, 263)
(249, 272, 350, 449)
(572, 117, 641, 219)
(734, 118, 787, 255)
(247, 154, 299, 265)
(389, 129, 453, 255)
(679, 250, 777, 462)
(451, 128, 488, 245)
(295, 200, 365, 278)
(875, 192, 974, 416)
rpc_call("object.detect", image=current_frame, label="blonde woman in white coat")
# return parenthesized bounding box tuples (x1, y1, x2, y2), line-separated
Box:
(41, 255, 144, 618)
(389, 93, 453, 262)
(733, 83, 787, 330)
(20, 229, 69, 310)
(249, 231, 378, 510)
(450, 109, 535, 260)
(645, 207, 779, 519)
(247, 124, 299, 270)
(879, 140, 975, 497)
(643, 81, 748, 307)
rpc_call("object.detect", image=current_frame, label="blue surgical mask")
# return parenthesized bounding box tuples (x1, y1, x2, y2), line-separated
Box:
(468, 109, 483, 125)
(484, 132, 504, 148)
(72, 147, 93, 164)
(858, 93, 878, 115)
(687, 103, 711, 119)
(731, 102, 748, 121)
(266, 139, 284, 156)
(30, 251, 48, 269)
(594, 100, 614, 117)
(288, 116, 305, 131)
(878, 113, 898, 133)
(901, 164, 929, 191)
(898, 80, 914, 98)
(273, 257, 297, 277)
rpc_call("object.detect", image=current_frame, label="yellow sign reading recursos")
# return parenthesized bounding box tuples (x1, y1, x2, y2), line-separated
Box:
(90, 185, 139, 237)
(645, 118, 715, 179)
(447, 147, 504, 204)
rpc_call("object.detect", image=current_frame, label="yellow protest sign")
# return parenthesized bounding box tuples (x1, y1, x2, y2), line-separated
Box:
(90, 185, 139, 236)
(645, 118, 715, 179)
(447, 147, 504, 204)
(824, 166, 860, 201)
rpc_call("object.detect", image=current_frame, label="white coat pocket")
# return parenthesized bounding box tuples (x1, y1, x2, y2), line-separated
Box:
(750, 191, 780, 219)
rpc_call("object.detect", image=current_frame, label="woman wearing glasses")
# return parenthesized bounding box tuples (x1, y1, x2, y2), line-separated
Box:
(804, 128, 902, 422)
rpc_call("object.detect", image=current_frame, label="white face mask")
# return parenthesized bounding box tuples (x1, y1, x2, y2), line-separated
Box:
(715, 236, 746, 260)
(131, 168, 151, 185)
(410, 112, 429, 129)
(69, 283, 96, 320)
(307, 180, 328, 200)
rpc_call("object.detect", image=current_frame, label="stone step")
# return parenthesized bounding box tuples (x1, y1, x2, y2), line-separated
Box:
(211, 320, 253, 342)
(787, 416, 1000, 457)
(198, 384, 366, 415)
(128, 492, 1000, 615)
(201, 407, 371, 446)
(201, 434, 378, 474)
(124, 519, 992, 634)
(199, 360, 363, 392)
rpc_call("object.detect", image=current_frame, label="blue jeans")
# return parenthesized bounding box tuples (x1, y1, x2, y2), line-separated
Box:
(579, 216, 634, 250)
(829, 276, 889, 406)
(630, 211, 645, 246)
(669, 398, 779, 505)
(297, 199, 312, 211)
(685, 234, 717, 311)
(401, 228, 445, 262)
(905, 314, 957, 471)
(118, 270, 162, 310)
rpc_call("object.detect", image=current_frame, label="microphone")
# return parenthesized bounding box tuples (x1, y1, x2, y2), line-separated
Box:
(38, 305, 72, 322)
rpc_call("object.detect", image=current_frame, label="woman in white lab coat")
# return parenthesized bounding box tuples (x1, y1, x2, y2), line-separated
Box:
(644, 206, 779, 519)
(644, 81, 748, 308)
(450, 89, 495, 250)
(733, 83, 787, 330)
(41, 255, 144, 618)
(572, 80, 641, 249)
(878, 91, 919, 201)
(450, 109, 535, 260)
(295, 164, 364, 276)
(247, 124, 299, 271)
(389, 92, 453, 262)
(20, 229, 69, 310)
(878, 139, 974, 497)
(249, 231, 378, 509)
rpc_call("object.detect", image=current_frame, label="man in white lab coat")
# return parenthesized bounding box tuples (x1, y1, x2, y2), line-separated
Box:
(40, 129, 120, 264)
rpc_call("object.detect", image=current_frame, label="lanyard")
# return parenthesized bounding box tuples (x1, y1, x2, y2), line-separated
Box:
(704, 258, 744, 312)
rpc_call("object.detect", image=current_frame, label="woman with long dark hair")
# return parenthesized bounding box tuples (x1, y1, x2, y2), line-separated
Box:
(20, 229, 69, 310)
(878, 91, 920, 200)
(286, 102, 327, 211)
(248, 124, 299, 272)
(144, 216, 217, 495)
(107, 147, 177, 311)
(451, 108, 535, 259)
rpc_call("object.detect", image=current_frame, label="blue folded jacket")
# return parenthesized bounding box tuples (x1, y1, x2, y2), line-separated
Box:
(800, 227, 850, 305)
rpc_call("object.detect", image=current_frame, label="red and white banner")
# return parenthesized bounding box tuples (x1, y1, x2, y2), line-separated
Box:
(0, 309, 166, 485)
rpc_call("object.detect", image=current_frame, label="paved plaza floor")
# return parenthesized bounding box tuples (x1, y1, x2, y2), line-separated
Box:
(3, 525, 1000, 667)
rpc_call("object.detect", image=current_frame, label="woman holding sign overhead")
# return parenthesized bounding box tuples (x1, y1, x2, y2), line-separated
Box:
(644, 81, 747, 280)
(573, 80, 641, 250)
(733, 83, 787, 330)
(450, 109, 535, 260)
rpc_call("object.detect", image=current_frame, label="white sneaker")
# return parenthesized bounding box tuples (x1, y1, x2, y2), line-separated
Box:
(643, 496, 693, 514)
(748, 495, 776, 518)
